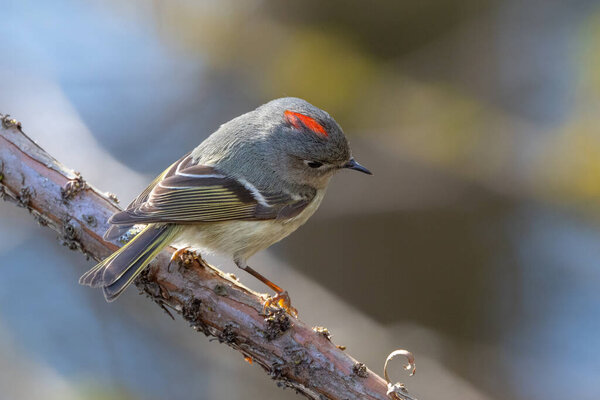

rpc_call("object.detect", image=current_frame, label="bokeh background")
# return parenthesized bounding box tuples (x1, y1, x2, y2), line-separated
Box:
(1, 0, 600, 399)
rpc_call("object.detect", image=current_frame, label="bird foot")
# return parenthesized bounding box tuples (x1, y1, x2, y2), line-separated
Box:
(263, 291, 298, 318)
(171, 246, 191, 262)
(168, 247, 200, 272)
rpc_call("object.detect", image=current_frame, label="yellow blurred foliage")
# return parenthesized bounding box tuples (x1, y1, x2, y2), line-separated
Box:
(535, 10, 600, 207)
(264, 28, 377, 120)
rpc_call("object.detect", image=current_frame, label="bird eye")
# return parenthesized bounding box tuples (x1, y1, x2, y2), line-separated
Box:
(304, 160, 323, 168)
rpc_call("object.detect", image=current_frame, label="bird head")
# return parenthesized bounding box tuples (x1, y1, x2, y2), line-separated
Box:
(257, 97, 372, 189)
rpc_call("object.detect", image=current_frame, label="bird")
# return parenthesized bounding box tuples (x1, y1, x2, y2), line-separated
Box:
(79, 97, 371, 315)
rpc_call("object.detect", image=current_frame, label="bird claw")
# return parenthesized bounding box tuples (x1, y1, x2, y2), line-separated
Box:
(263, 291, 298, 318)
(168, 247, 196, 272)
(170, 246, 191, 263)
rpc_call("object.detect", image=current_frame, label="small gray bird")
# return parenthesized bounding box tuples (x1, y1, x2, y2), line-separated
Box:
(79, 97, 371, 315)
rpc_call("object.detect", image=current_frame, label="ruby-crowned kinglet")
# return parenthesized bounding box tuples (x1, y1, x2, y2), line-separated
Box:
(80, 97, 371, 315)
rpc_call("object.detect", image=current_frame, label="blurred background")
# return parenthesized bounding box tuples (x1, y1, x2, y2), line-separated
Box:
(1, 0, 599, 399)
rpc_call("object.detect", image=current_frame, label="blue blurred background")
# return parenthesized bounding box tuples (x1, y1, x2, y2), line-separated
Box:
(1, 0, 600, 399)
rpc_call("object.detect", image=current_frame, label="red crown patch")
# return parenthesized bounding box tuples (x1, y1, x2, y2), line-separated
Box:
(284, 110, 328, 138)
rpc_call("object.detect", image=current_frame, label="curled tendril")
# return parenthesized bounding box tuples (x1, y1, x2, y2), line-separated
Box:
(384, 349, 416, 381)
(384, 349, 417, 400)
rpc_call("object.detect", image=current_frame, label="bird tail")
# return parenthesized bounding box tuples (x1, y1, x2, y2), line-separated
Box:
(79, 224, 182, 301)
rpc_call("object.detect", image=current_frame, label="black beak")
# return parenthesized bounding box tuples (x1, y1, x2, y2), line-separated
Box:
(344, 158, 372, 175)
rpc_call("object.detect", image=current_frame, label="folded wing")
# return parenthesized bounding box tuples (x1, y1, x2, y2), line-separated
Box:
(108, 155, 314, 226)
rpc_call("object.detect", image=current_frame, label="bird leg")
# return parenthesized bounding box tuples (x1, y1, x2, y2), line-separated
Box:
(235, 260, 298, 317)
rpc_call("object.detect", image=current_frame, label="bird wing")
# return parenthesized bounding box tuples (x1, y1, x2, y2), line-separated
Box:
(127, 156, 187, 211)
(103, 155, 189, 240)
(108, 154, 315, 226)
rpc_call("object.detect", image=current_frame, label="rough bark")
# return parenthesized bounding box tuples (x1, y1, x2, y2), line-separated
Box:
(0, 114, 417, 400)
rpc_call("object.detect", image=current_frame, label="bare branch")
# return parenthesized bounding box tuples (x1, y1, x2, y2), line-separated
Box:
(0, 114, 416, 400)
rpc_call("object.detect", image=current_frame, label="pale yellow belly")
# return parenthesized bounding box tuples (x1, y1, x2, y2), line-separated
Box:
(171, 190, 325, 261)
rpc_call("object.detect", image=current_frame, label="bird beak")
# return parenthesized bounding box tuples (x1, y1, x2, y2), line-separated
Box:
(344, 158, 372, 175)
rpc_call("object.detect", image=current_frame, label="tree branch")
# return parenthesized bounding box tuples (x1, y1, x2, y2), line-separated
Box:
(0, 114, 416, 400)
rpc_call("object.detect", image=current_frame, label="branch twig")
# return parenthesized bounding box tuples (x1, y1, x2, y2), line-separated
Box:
(0, 114, 416, 400)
